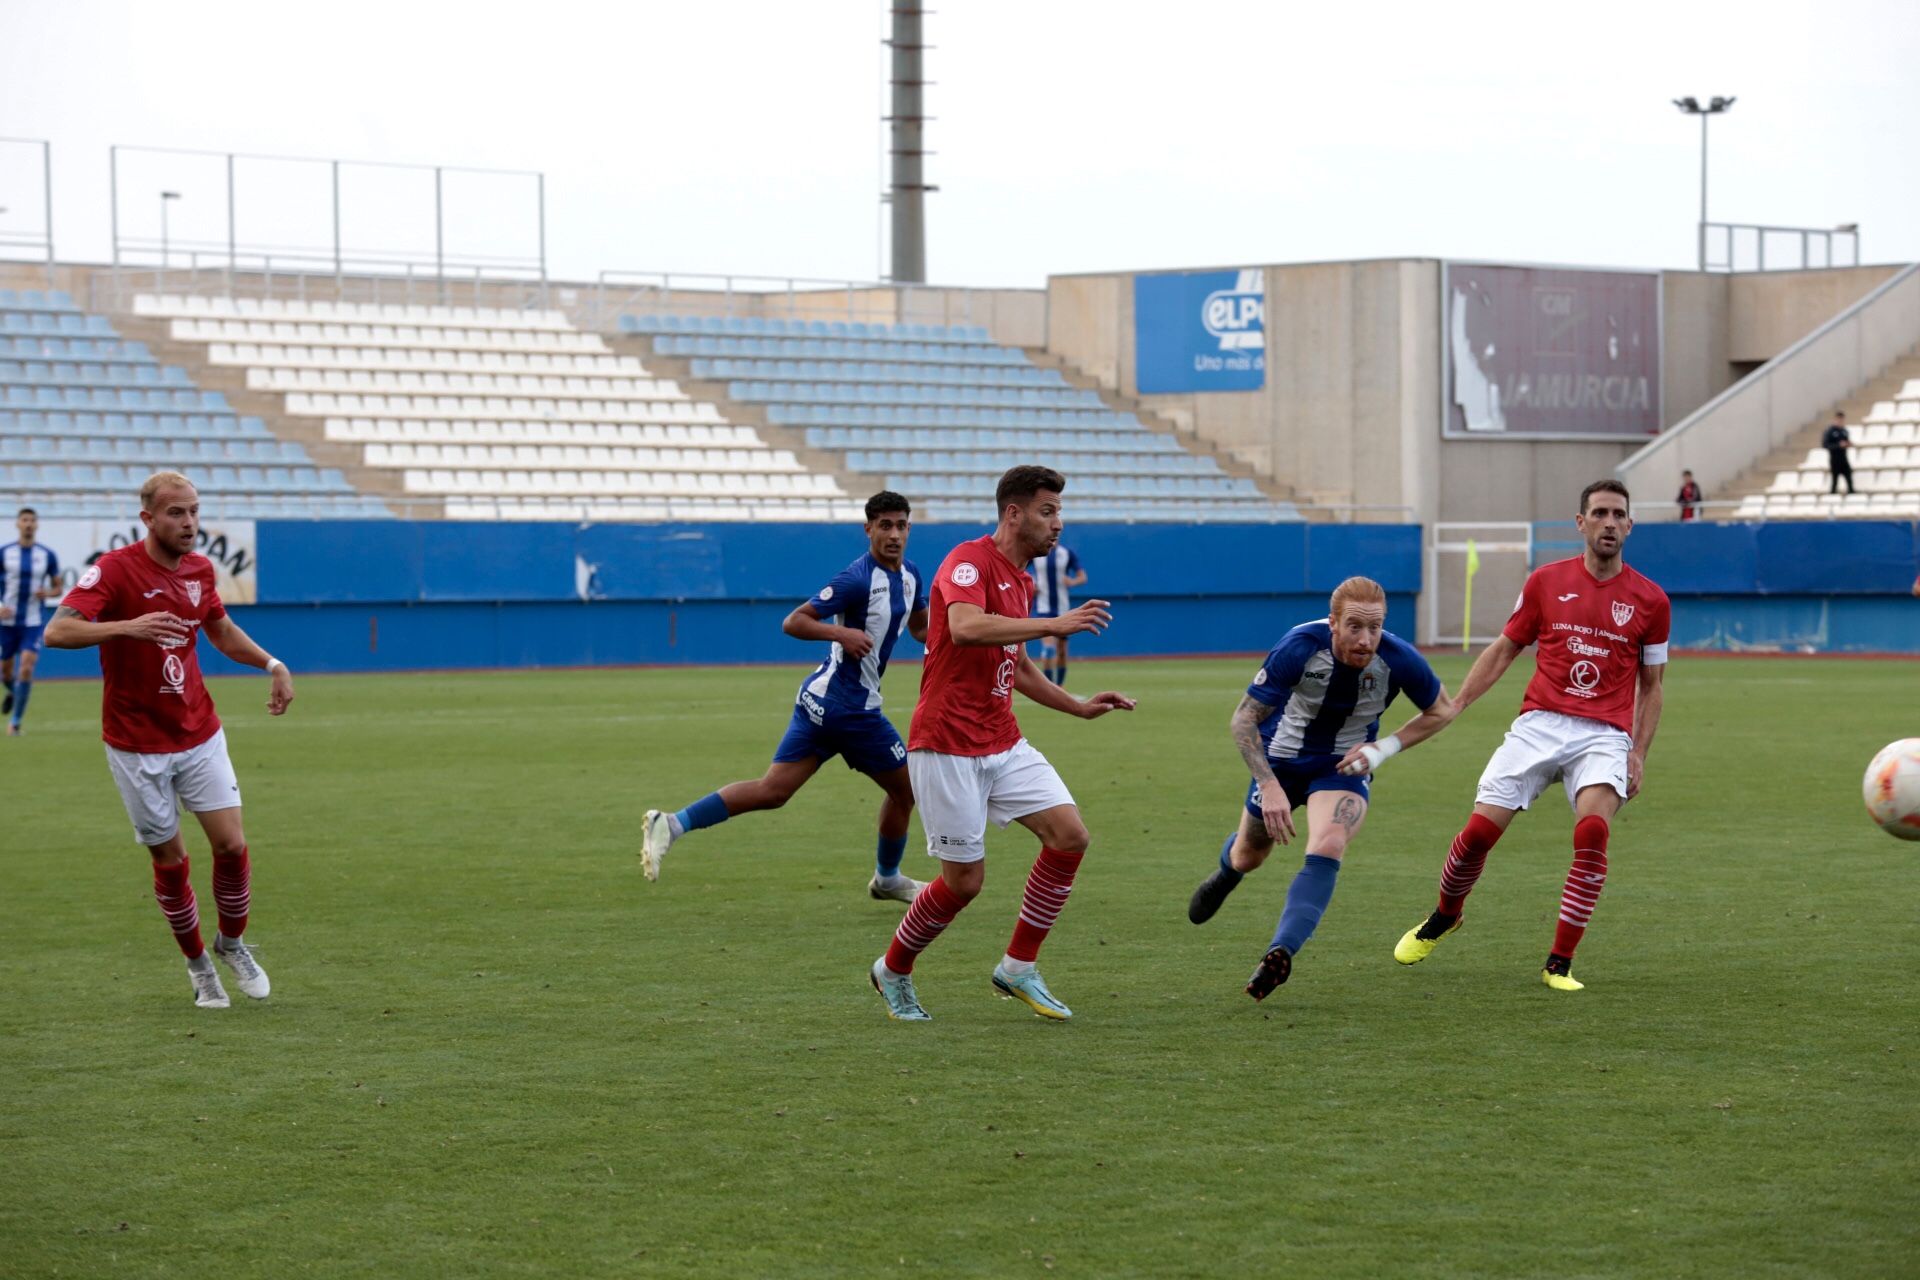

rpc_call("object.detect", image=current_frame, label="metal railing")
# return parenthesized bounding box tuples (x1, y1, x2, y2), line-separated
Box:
(0, 137, 54, 283)
(1702, 221, 1861, 273)
(1618, 262, 1920, 515)
(90, 246, 552, 315)
(102, 143, 547, 310)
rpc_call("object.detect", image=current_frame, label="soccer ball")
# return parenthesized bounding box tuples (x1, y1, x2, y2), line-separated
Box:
(1863, 739, 1920, 841)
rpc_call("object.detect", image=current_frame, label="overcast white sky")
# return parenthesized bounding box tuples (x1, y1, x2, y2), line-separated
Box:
(2, 0, 1916, 288)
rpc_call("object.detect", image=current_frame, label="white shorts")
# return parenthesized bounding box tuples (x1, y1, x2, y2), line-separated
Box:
(106, 728, 242, 846)
(1475, 710, 1630, 813)
(908, 739, 1076, 863)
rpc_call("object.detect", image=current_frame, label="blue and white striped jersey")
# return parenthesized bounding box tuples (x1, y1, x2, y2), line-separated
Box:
(798, 553, 928, 714)
(1, 542, 61, 628)
(1028, 545, 1083, 617)
(1246, 620, 1440, 760)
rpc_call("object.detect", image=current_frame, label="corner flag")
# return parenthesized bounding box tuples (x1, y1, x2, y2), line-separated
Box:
(1461, 538, 1480, 652)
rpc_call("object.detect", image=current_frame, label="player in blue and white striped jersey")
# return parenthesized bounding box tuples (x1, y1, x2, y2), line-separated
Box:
(642, 493, 933, 902)
(1185, 576, 1458, 1000)
(1027, 542, 1085, 685)
(2, 508, 63, 735)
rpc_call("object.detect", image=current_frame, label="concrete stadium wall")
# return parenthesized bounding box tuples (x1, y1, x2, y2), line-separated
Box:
(1044, 260, 1910, 528)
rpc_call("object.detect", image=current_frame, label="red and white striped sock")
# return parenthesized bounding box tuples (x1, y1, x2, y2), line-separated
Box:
(153, 857, 204, 960)
(1005, 846, 1085, 965)
(884, 876, 969, 975)
(1552, 817, 1610, 958)
(1437, 814, 1503, 915)
(212, 846, 251, 941)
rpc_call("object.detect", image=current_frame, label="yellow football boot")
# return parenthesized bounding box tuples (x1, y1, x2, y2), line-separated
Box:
(1542, 955, 1584, 991)
(1393, 913, 1461, 965)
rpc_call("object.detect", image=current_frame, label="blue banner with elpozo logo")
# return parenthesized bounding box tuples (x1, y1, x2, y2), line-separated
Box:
(1133, 268, 1266, 394)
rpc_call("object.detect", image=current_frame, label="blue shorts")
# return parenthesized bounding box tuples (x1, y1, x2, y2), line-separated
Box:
(773, 701, 908, 777)
(1244, 754, 1369, 820)
(1, 625, 45, 661)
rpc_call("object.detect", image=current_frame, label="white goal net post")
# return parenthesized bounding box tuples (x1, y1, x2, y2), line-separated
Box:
(1426, 522, 1534, 649)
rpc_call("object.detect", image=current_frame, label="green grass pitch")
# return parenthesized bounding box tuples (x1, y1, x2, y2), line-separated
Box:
(2, 654, 1916, 1277)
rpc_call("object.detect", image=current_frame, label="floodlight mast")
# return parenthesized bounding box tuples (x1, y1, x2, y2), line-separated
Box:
(886, 0, 934, 284)
(1672, 95, 1735, 269)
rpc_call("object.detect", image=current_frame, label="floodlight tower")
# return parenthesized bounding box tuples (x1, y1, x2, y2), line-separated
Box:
(1672, 95, 1735, 269)
(887, 0, 934, 283)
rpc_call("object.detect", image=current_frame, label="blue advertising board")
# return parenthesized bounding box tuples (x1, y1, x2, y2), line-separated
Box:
(1133, 268, 1266, 394)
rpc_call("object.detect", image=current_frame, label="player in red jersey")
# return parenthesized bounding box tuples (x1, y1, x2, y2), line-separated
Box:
(1379, 479, 1669, 991)
(46, 472, 295, 1009)
(868, 465, 1135, 1022)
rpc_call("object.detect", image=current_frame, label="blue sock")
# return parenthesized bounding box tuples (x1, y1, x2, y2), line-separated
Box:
(1216, 832, 1244, 885)
(10, 680, 28, 724)
(1055, 661, 1067, 686)
(674, 792, 730, 834)
(875, 833, 908, 879)
(1270, 854, 1341, 955)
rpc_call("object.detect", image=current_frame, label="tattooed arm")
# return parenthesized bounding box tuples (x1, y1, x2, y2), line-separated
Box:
(1231, 694, 1295, 844)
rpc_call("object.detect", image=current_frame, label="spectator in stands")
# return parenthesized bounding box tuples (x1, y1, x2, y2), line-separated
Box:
(1676, 471, 1703, 521)
(1822, 411, 1857, 495)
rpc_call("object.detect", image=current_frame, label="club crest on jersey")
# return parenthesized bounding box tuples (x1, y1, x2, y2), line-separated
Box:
(1611, 600, 1635, 627)
(185, 580, 202, 608)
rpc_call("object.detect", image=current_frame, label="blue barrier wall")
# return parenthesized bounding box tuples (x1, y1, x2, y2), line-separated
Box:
(1533, 520, 1920, 653)
(35, 521, 1425, 677)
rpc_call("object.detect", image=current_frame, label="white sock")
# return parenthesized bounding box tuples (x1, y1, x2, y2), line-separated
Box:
(667, 814, 685, 839)
(1000, 955, 1036, 976)
(187, 952, 215, 973)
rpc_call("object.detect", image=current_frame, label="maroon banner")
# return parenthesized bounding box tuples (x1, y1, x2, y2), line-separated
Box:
(1443, 264, 1661, 438)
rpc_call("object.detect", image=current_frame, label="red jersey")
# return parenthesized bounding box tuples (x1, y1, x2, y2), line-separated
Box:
(1503, 556, 1670, 736)
(909, 535, 1032, 756)
(60, 542, 226, 754)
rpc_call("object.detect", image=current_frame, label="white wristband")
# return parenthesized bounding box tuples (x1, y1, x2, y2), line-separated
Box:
(265, 658, 285, 675)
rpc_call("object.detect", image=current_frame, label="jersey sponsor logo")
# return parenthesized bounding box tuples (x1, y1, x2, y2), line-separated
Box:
(1557, 592, 1580, 601)
(1567, 637, 1612, 657)
(992, 657, 1016, 699)
(799, 690, 827, 724)
(160, 652, 186, 695)
(1611, 600, 1636, 627)
(1568, 659, 1601, 693)
(185, 580, 202, 608)
(77, 565, 101, 590)
(951, 562, 979, 588)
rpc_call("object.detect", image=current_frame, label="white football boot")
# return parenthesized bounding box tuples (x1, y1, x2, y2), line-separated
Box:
(640, 809, 677, 882)
(187, 956, 230, 1009)
(214, 934, 271, 999)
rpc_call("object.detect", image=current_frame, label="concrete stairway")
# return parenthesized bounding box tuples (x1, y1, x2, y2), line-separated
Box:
(1021, 348, 1305, 507)
(1716, 344, 1920, 501)
(110, 315, 419, 515)
(605, 334, 892, 502)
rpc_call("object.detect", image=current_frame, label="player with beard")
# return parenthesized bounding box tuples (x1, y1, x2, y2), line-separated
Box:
(867, 466, 1135, 1022)
(46, 471, 295, 1009)
(1388, 479, 1670, 991)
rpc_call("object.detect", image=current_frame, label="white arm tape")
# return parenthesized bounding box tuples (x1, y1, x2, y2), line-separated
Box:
(1371, 734, 1403, 764)
(265, 658, 285, 675)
